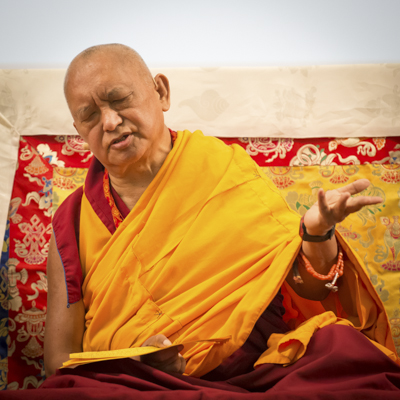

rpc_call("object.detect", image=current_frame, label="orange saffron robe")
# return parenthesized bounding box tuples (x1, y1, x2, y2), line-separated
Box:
(71, 130, 397, 376)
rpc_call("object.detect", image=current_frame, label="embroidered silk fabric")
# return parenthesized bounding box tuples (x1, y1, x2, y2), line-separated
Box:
(56, 130, 397, 378)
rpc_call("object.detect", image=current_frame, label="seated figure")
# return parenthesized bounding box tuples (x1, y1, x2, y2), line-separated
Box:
(36, 44, 400, 399)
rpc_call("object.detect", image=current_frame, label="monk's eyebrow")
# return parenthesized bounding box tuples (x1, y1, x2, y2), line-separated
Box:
(107, 88, 121, 98)
(106, 87, 131, 100)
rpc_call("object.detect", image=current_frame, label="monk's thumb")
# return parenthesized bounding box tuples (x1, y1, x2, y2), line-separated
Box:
(153, 334, 171, 348)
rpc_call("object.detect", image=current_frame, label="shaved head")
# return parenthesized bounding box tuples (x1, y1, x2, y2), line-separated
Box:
(63, 42, 171, 176)
(64, 43, 154, 101)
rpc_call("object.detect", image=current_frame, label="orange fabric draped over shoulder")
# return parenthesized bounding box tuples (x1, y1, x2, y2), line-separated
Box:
(70, 130, 397, 376)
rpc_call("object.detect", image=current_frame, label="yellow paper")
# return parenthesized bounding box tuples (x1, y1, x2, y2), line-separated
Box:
(62, 336, 231, 369)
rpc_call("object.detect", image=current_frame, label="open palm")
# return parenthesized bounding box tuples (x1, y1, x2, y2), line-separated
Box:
(304, 179, 383, 235)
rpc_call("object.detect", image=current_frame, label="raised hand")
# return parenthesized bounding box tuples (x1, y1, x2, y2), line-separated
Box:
(140, 334, 186, 374)
(303, 179, 383, 236)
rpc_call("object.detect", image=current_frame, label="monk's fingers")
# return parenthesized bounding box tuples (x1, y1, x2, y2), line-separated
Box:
(142, 334, 171, 348)
(164, 353, 186, 374)
(178, 353, 186, 374)
(307, 183, 382, 231)
(318, 188, 349, 212)
(141, 345, 183, 364)
(141, 351, 175, 367)
(367, 196, 384, 204)
(330, 191, 350, 215)
(158, 354, 186, 374)
(340, 195, 383, 215)
(321, 195, 383, 225)
(317, 188, 330, 214)
(318, 189, 350, 226)
(335, 179, 371, 196)
(142, 350, 186, 374)
(141, 334, 184, 368)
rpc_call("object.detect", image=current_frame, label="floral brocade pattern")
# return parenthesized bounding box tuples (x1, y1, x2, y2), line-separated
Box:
(1, 136, 92, 390)
(1, 134, 399, 390)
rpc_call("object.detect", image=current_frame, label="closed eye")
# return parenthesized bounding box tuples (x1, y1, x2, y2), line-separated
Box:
(113, 97, 127, 103)
(81, 112, 97, 123)
(112, 93, 132, 105)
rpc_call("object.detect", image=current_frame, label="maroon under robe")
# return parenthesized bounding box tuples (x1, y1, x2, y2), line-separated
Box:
(4, 312, 400, 398)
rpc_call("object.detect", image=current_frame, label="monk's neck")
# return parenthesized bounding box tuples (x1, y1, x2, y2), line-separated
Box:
(108, 168, 158, 211)
(108, 151, 172, 211)
(106, 127, 173, 210)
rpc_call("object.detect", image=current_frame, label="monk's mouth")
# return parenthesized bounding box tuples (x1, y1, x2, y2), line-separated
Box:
(110, 134, 132, 149)
(112, 134, 130, 145)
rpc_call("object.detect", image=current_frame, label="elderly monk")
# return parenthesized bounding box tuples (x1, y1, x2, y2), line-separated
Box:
(40, 44, 400, 399)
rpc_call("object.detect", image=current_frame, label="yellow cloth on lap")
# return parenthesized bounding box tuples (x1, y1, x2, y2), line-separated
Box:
(255, 311, 398, 367)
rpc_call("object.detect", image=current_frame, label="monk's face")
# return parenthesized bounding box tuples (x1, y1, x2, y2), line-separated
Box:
(65, 52, 170, 173)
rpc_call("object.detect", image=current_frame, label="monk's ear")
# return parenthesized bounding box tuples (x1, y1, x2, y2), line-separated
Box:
(153, 74, 170, 112)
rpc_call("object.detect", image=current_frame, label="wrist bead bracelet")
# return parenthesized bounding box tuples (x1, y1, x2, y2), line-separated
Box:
(292, 245, 344, 292)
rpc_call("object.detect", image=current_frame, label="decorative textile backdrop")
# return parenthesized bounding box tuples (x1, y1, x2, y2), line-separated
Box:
(0, 65, 399, 390)
(0, 134, 399, 390)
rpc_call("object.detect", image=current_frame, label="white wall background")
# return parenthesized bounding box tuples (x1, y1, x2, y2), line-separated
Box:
(1, 0, 399, 68)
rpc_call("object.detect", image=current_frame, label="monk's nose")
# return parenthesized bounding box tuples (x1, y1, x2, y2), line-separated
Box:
(102, 108, 123, 132)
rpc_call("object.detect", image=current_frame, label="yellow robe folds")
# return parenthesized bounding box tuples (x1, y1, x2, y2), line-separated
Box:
(74, 130, 397, 377)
